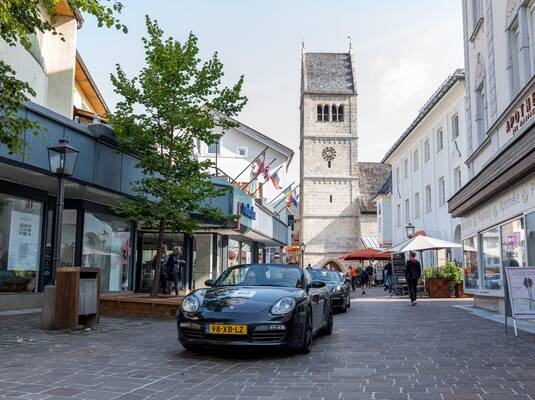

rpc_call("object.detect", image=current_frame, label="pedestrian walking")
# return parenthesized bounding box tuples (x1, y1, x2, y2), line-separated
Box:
(384, 261, 393, 294)
(349, 265, 357, 291)
(166, 245, 186, 295)
(366, 264, 374, 287)
(153, 244, 168, 293)
(359, 267, 369, 294)
(405, 251, 421, 306)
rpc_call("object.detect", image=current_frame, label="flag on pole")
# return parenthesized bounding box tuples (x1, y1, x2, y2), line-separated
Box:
(270, 172, 281, 190)
(255, 152, 266, 177)
(263, 164, 271, 182)
(292, 192, 298, 207)
(286, 191, 293, 208)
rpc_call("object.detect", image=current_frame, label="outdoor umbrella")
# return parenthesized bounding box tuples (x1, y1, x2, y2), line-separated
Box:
(385, 235, 461, 253)
(339, 248, 391, 261)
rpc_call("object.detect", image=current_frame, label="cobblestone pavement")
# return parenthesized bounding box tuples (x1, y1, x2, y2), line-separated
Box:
(1, 289, 535, 400)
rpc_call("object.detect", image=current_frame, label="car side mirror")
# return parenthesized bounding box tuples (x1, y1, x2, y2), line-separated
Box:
(309, 280, 326, 289)
(204, 279, 213, 287)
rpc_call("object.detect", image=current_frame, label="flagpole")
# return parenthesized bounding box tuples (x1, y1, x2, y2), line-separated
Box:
(243, 158, 277, 190)
(274, 185, 300, 214)
(230, 146, 269, 184)
(251, 165, 283, 197)
(268, 181, 295, 205)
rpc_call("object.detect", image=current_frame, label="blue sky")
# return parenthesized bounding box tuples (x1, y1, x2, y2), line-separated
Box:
(78, 0, 463, 183)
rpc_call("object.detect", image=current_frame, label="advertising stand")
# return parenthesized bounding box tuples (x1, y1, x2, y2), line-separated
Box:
(504, 267, 535, 336)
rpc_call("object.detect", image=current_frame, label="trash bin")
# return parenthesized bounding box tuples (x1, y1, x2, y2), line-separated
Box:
(54, 267, 100, 329)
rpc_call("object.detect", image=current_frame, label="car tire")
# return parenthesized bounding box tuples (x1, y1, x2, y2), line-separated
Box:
(321, 311, 333, 336)
(340, 302, 347, 313)
(182, 343, 199, 352)
(297, 309, 313, 354)
(346, 295, 351, 309)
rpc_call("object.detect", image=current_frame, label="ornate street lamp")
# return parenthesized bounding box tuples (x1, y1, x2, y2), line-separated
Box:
(48, 139, 79, 280)
(300, 242, 306, 268)
(405, 222, 415, 239)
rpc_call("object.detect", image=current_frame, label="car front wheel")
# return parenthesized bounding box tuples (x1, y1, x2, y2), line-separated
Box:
(297, 309, 313, 354)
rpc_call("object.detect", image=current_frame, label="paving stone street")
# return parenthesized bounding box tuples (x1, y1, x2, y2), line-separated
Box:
(2, 289, 535, 400)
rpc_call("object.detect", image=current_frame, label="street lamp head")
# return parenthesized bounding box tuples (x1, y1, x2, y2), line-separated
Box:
(405, 222, 415, 239)
(48, 139, 80, 177)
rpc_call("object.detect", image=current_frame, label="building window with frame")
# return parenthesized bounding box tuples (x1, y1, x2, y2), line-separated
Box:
(317, 105, 323, 122)
(452, 113, 460, 139)
(454, 167, 462, 191)
(501, 218, 525, 269)
(338, 105, 344, 122)
(413, 149, 419, 171)
(438, 177, 446, 206)
(436, 128, 444, 152)
(207, 141, 219, 155)
(425, 185, 432, 213)
(424, 139, 430, 162)
(323, 105, 330, 122)
(395, 167, 400, 196)
(481, 227, 502, 290)
(396, 204, 401, 227)
(508, 20, 521, 97)
(237, 146, 248, 157)
(331, 105, 338, 122)
(404, 198, 410, 223)
(463, 235, 479, 290)
(475, 81, 488, 144)
(414, 192, 420, 219)
(404, 159, 409, 179)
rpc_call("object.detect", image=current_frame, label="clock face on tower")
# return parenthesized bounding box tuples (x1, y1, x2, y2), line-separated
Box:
(322, 147, 336, 161)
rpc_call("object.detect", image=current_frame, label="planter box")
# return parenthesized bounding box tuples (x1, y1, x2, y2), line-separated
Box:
(427, 278, 451, 298)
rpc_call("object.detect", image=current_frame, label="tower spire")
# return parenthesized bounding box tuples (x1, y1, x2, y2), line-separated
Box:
(347, 36, 352, 53)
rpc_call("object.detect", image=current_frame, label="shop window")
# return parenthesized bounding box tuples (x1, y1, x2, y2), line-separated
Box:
(0, 194, 43, 293)
(526, 212, 535, 266)
(82, 211, 132, 291)
(501, 218, 525, 269)
(228, 239, 240, 267)
(192, 234, 213, 288)
(463, 236, 479, 290)
(481, 227, 502, 290)
(60, 210, 78, 268)
(241, 242, 252, 264)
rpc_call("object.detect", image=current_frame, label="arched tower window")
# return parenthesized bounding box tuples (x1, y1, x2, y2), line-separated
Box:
(331, 105, 338, 122)
(317, 105, 323, 122)
(338, 105, 344, 122)
(323, 105, 330, 122)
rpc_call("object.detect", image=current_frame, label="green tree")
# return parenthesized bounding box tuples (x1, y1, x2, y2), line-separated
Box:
(0, 0, 127, 154)
(109, 17, 247, 297)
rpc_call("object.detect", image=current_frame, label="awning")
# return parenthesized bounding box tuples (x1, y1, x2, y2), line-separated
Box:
(385, 235, 461, 253)
(339, 248, 392, 261)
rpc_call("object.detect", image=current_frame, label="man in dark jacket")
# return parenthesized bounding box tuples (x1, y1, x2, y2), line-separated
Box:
(405, 251, 421, 306)
(166, 246, 186, 295)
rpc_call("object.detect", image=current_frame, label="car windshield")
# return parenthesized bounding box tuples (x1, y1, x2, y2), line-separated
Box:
(215, 264, 305, 288)
(308, 269, 341, 283)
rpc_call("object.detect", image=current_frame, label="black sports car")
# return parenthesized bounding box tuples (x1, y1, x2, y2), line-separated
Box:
(308, 269, 351, 313)
(178, 263, 333, 354)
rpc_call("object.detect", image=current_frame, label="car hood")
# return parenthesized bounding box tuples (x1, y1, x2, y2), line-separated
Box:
(201, 286, 304, 313)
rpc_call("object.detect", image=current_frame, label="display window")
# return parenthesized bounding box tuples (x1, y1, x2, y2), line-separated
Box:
(463, 235, 479, 290)
(481, 227, 502, 290)
(501, 218, 525, 268)
(0, 194, 43, 293)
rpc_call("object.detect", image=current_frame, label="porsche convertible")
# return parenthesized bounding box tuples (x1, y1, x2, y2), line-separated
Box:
(177, 263, 333, 354)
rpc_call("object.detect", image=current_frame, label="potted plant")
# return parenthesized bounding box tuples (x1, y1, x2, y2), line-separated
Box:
(424, 266, 451, 298)
(424, 262, 463, 298)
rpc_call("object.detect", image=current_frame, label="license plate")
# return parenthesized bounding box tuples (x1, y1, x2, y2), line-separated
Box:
(205, 324, 248, 335)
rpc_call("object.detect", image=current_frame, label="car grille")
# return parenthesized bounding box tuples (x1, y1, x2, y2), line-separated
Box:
(252, 331, 286, 343)
(180, 327, 204, 340)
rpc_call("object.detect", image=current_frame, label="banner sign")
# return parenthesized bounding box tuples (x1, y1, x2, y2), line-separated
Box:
(505, 267, 535, 319)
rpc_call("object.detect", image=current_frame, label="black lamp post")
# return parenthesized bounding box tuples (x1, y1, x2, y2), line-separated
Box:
(300, 242, 306, 268)
(48, 139, 79, 281)
(405, 222, 415, 239)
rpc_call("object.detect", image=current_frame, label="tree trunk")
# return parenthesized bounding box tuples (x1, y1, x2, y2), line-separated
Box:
(151, 218, 166, 298)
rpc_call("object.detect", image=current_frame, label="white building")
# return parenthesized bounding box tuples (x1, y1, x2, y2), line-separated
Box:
(381, 70, 467, 267)
(449, 0, 535, 314)
(196, 115, 294, 202)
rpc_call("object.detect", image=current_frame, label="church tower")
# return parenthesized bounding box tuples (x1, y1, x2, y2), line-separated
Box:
(299, 51, 360, 269)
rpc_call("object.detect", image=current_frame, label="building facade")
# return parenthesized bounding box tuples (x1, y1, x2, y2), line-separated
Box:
(299, 52, 360, 269)
(449, 0, 535, 314)
(382, 70, 467, 267)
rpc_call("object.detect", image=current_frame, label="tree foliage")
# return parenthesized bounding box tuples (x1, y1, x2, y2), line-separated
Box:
(109, 16, 247, 296)
(0, 0, 126, 154)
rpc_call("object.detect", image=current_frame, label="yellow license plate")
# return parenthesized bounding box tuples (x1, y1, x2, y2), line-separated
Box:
(206, 324, 248, 335)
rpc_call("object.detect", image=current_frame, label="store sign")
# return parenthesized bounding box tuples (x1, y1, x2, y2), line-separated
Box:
(505, 267, 535, 319)
(462, 175, 535, 236)
(240, 203, 256, 220)
(506, 90, 535, 135)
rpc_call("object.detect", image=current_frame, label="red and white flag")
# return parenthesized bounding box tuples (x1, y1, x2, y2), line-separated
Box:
(255, 152, 266, 177)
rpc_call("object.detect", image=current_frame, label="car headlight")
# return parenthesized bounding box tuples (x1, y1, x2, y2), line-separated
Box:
(271, 297, 296, 315)
(332, 284, 343, 293)
(181, 295, 200, 313)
